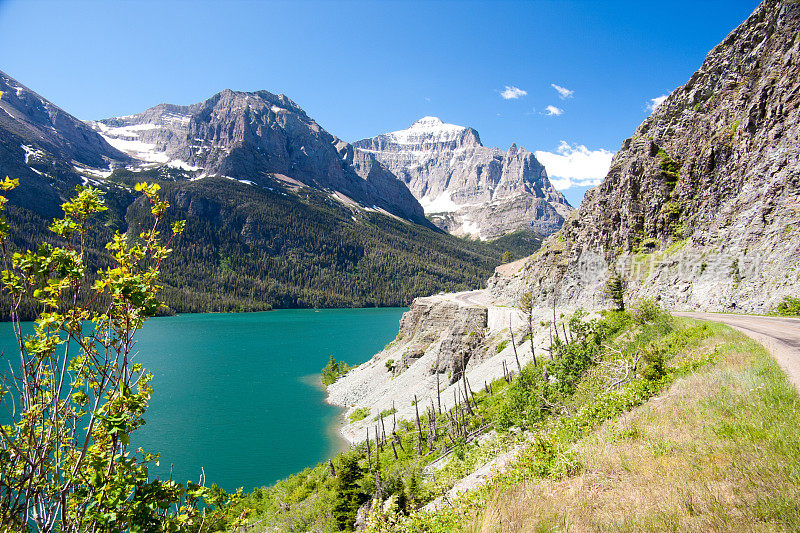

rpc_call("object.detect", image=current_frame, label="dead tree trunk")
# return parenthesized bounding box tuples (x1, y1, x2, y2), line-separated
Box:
(414, 395, 423, 455)
(366, 428, 372, 471)
(509, 318, 522, 373)
(436, 371, 442, 414)
(465, 374, 478, 410)
(461, 371, 474, 416)
(552, 296, 561, 344)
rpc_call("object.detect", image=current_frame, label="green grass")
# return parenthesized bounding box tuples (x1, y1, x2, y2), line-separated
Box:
(372, 407, 397, 422)
(450, 322, 799, 532)
(772, 296, 800, 317)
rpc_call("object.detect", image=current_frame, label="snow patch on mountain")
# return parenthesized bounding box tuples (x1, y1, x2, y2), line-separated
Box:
(99, 135, 169, 163)
(386, 116, 468, 145)
(420, 191, 461, 213)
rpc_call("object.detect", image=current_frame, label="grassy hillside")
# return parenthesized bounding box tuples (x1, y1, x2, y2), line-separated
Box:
(179, 302, 800, 532)
(469, 322, 800, 531)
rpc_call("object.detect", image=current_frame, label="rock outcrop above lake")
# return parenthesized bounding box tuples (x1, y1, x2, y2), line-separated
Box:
(354, 117, 571, 239)
(327, 271, 551, 444)
(490, 0, 800, 314)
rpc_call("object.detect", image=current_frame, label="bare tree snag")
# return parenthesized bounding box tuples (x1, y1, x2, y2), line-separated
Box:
(509, 319, 522, 373)
(366, 428, 372, 471)
(414, 395, 423, 454)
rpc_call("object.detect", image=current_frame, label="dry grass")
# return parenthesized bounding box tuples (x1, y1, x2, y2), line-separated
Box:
(473, 325, 800, 532)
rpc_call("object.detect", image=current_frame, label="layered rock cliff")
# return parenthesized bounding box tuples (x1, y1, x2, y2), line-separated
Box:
(489, 0, 800, 314)
(92, 90, 428, 224)
(326, 284, 555, 444)
(354, 117, 571, 240)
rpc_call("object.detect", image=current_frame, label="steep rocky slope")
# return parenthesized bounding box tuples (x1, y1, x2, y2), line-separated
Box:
(327, 285, 546, 443)
(489, 0, 800, 313)
(0, 71, 130, 215)
(92, 90, 427, 224)
(354, 117, 571, 240)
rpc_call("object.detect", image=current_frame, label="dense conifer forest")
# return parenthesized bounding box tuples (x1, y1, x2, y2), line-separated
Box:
(2, 172, 533, 319)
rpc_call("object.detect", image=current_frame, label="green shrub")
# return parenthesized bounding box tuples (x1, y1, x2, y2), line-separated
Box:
(640, 345, 666, 381)
(603, 271, 626, 311)
(331, 452, 366, 531)
(373, 407, 397, 421)
(773, 296, 800, 317)
(657, 148, 681, 190)
(348, 408, 370, 422)
(630, 299, 664, 325)
(496, 340, 509, 353)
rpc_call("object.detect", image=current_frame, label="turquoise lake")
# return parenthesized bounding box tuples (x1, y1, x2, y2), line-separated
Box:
(0, 308, 406, 493)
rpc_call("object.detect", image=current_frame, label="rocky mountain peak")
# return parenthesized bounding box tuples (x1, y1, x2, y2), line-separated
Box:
(354, 119, 570, 240)
(91, 88, 427, 223)
(0, 71, 129, 169)
(411, 116, 446, 127)
(372, 116, 482, 151)
(0, 70, 132, 216)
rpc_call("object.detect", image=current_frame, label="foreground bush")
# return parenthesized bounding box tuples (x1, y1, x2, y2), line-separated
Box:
(0, 181, 242, 531)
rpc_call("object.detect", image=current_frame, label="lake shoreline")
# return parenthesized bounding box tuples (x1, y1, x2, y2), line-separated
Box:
(300, 373, 351, 456)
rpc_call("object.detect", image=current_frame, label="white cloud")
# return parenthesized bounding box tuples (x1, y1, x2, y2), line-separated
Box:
(499, 85, 527, 100)
(544, 105, 563, 116)
(646, 94, 668, 113)
(535, 141, 613, 190)
(551, 83, 574, 99)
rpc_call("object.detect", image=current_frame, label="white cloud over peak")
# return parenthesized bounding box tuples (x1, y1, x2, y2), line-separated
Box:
(544, 105, 563, 116)
(646, 94, 668, 113)
(499, 85, 527, 100)
(551, 83, 574, 99)
(535, 141, 613, 190)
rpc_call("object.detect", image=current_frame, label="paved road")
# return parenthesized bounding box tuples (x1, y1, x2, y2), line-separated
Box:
(674, 312, 800, 392)
(439, 289, 493, 307)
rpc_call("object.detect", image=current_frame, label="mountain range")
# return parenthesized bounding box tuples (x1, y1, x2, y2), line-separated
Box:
(0, 73, 529, 316)
(88, 90, 428, 225)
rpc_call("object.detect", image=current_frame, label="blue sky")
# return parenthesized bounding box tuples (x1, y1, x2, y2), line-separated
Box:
(0, 0, 760, 206)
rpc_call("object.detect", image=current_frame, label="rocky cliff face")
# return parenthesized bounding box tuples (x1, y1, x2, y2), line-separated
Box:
(92, 90, 427, 224)
(489, 0, 800, 313)
(354, 117, 571, 240)
(326, 289, 540, 443)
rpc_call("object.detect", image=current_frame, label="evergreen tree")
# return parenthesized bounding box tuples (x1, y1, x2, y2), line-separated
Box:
(331, 453, 365, 531)
(603, 269, 626, 311)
